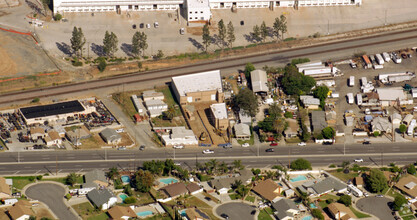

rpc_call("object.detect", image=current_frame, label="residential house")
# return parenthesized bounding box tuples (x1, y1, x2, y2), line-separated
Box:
(210, 169, 253, 194)
(394, 175, 417, 199)
(390, 113, 402, 126)
(8, 200, 34, 220)
(284, 189, 295, 198)
(209, 103, 229, 130)
(250, 69, 268, 95)
(301, 177, 347, 196)
(160, 182, 188, 199)
(45, 130, 62, 146)
(87, 188, 117, 210)
(30, 127, 45, 140)
(234, 123, 251, 140)
(84, 169, 109, 188)
(4, 198, 18, 205)
(186, 183, 203, 195)
(171, 70, 224, 105)
(145, 99, 168, 118)
(354, 177, 364, 188)
(252, 179, 282, 203)
(0, 177, 11, 199)
(371, 117, 392, 133)
(412, 88, 417, 98)
(377, 87, 413, 107)
(403, 114, 414, 125)
(99, 128, 122, 145)
(300, 96, 320, 110)
(311, 111, 327, 133)
(142, 90, 164, 101)
(284, 119, 299, 138)
(327, 203, 357, 220)
(239, 110, 251, 125)
(65, 126, 91, 144)
(161, 127, 198, 146)
(185, 208, 210, 220)
(272, 198, 300, 220)
(53, 125, 66, 138)
(107, 205, 136, 220)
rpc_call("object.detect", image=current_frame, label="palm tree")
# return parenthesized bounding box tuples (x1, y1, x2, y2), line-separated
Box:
(66, 172, 79, 187)
(106, 167, 119, 180)
(232, 179, 243, 190)
(232, 160, 243, 171)
(265, 170, 277, 180)
(208, 159, 218, 174)
(219, 162, 228, 174)
(237, 185, 249, 198)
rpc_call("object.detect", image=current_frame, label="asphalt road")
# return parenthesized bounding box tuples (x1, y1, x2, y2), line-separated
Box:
(1, 143, 417, 175)
(25, 183, 78, 220)
(216, 202, 256, 220)
(2, 28, 417, 105)
(356, 196, 393, 220)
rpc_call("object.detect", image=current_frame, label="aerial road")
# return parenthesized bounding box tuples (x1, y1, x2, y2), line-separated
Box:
(1, 28, 417, 104)
(0, 143, 416, 175)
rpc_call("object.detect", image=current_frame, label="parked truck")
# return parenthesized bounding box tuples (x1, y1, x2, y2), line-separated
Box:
(347, 93, 354, 104)
(382, 52, 391, 62)
(375, 54, 385, 65)
(362, 55, 372, 69)
(361, 77, 367, 86)
(349, 76, 355, 87)
(356, 94, 363, 106)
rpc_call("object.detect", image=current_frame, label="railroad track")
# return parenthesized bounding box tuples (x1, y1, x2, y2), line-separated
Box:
(1, 27, 417, 104)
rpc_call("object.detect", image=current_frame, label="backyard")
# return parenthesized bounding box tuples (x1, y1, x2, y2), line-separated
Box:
(258, 207, 273, 220)
(327, 170, 359, 182)
(72, 202, 108, 220)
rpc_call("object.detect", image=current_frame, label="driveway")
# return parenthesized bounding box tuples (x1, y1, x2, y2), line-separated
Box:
(216, 202, 256, 220)
(356, 196, 393, 220)
(25, 183, 79, 220)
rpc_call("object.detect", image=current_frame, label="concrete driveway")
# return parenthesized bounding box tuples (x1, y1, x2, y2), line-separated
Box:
(356, 196, 393, 220)
(216, 202, 256, 220)
(25, 182, 79, 220)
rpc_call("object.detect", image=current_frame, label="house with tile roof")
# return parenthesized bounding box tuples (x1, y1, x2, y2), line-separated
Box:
(107, 205, 136, 220)
(252, 179, 282, 202)
(7, 200, 34, 220)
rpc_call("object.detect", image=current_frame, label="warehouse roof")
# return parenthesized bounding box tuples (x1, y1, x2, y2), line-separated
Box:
(377, 87, 407, 101)
(172, 70, 222, 96)
(210, 103, 228, 119)
(250, 69, 268, 93)
(20, 100, 85, 119)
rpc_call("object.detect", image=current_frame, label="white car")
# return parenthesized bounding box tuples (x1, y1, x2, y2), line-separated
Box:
(173, 145, 184, 149)
(180, 28, 185, 35)
(146, 23, 151, 29)
(154, 22, 159, 28)
(241, 143, 250, 147)
(202, 149, 214, 154)
(298, 142, 306, 146)
(116, 128, 124, 133)
(354, 158, 364, 163)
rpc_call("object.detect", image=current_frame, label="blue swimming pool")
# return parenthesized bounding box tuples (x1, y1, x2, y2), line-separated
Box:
(119, 194, 128, 202)
(302, 216, 313, 220)
(310, 203, 317, 209)
(290, 175, 307, 182)
(121, 175, 130, 183)
(179, 209, 187, 217)
(137, 211, 153, 217)
(159, 178, 178, 184)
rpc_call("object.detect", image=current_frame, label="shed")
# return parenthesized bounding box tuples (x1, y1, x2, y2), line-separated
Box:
(99, 128, 122, 145)
(250, 69, 268, 94)
(390, 113, 402, 125)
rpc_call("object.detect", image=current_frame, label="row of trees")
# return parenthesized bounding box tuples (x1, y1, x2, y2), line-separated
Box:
(251, 15, 287, 43)
(202, 20, 235, 52)
(70, 26, 148, 58)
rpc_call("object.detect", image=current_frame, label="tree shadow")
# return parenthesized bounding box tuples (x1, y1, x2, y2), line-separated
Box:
(91, 43, 105, 56)
(188, 37, 204, 51)
(121, 43, 133, 57)
(244, 34, 257, 43)
(267, 27, 275, 38)
(56, 42, 72, 56)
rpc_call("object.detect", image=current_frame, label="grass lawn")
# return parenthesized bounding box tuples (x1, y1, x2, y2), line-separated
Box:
(87, 213, 109, 220)
(7, 176, 35, 190)
(135, 192, 155, 205)
(386, 188, 402, 198)
(258, 207, 274, 220)
(315, 194, 339, 209)
(229, 193, 240, 200)
(112, 91, 139, 119)
(399, 206, 413, 217)
(328, 170, 359, 182)
(42, 176, 84, 185)
(144, 214, 172, 220)
(72, 202, 107, 220)
(402, 215, 416, 220)
(349, 206, 371, 218)
(202, 192, 220, 203)
(245, 195, 255, 203)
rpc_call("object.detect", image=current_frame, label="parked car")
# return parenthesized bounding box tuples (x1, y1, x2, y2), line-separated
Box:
(139, 145, 145, 151)
(354, 158, 364, 162)
(180, 28, 185, 35)
(364, 192, 369, 197)
(116, 128, 124, 133)
(139, 23, 144, 28)
(117, 146, 126, 150)
(173, 145, 184, 149)
(220, 213, 229, 219)
(298, 142, 306, 146)
(376, 194, 384, 198)
(363, 141, 371, 145)
(323, 142, 333, 145)
(266, 148, 274, 152)
(203, 149, 214, 154)
(241, 143, 250, 147)
(132, 24, 136, 29)
(146, 23, 151, 28)
(154, 22, 159, 28)
(270, 142, 278, 146)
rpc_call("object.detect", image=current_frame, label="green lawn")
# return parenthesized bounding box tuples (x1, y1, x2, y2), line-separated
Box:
(349, 206, 371, 218)
(399, 206, 414, 217)
(72, 202, 107, 220)
(7, 176, 35, 190)
(229, 193, 240, 200)
(87, 213, 109, 220)
(202, 192, 220, 203)
(402, 215, 416, 220)
(386, 188, 402, 198)
(328, 170, 359, 182)
(316, 194, 339, 209)
(245, 195, 255, 203)
(258, 207, 273, 220)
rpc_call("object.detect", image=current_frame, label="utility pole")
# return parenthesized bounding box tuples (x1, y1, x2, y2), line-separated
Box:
(327, 19, 330, 35)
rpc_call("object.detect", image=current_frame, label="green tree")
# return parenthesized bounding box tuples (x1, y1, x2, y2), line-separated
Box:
(124, 196, 137, 204)
(232, 179, 243, 189)
(408, 164, 416, 175)
(313, 86, 329, 101)
(279, 14, 288, 40)
(135, 169, 154, 192)
(217, 19, 227, 49)
(244, 62, 255, 79)
(260, 21, 268, 42)
(393, 194, 407, 211)
(252, 25, 261, 42)
(281, 65, 316, 95)
(138, 32, 148, 57)
(65, 173, 78, 187)
(338, 195, 352, 207)
(32, 97, 40, 103)
(290, 158, 312, 170)
(103, 31, 118, 57)
(399, 124, 407, 136)
(311, 209, 324, 220)
(131, 31, 141, 57)
(272, 17, 281, 40)
(162, 106, 175, 122)
(123, 185, 133, 196)
(226, 21, 235, 48)
(106, 167, 119, 180)
(97, 57, 107, 72)
(155, 50, 164, 60)
(219, 162, 228, 174)
(233, 88, 258, 117)
(284, 111, 293, 118)
(232, 160, 243, 171)
(322, 127, 335, 139)
(54, 13, 62, 21)
(202, 24, 211, 52)
(366, 169, 388, 193)
(70, 26, 86, 58)
(373, 131, 380, 137)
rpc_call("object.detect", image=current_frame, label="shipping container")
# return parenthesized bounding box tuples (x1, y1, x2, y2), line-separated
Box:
(349, 76, 355, 87)
(303, 67, 332, 76)
(362, 55, 372, 68)
(356, 94, 362, 105)
(347, 93, 354, 104)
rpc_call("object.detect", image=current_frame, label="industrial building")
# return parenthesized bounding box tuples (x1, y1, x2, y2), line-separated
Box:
(209, 103, 229, 130)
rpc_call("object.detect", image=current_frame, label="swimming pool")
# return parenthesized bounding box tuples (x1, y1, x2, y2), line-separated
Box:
(302, 216, 313, 220)
(179, 209, 187, 217)
(137, 211, 153, 217)
(159, 177, 178, 184)
(290, 175, 307, 182)
(121, 175, 130, 183)
(310, 203, 317, 209)
(119, 194, 128, 202)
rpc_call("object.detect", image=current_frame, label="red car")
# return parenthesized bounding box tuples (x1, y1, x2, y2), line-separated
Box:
(270, 142, 278, 146)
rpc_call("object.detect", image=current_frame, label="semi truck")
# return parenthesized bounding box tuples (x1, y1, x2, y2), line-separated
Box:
(375, 54, 385, 65)
(382, 52, 391, 62)
(349, 76, 355, 87)
(362, 55, 372, 69)
(347, 93, 354, 104)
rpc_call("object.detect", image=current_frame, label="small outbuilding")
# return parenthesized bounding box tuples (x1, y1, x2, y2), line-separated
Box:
(100, 128, 122, 145)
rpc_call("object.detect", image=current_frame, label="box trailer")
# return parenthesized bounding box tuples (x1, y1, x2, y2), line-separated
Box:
(303, 67, 332, 76)
(373, 64, 384, 69)
(382, 52, 391, 62)
(347, 93, 354, 104)
(362, 55, 372, 69)
(408, 120, 416, 136)
(348, 184, 363, 197)
(349, 76, 355, 87)
(375, 54, 385, 65)
(356, 94, 363, 105)
(361, 77, 367, 86)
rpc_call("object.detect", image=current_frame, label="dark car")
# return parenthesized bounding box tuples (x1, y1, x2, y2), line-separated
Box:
(139, 23, 144, 28)
(323, 142, 333, 145)
(132, 24, 136, 29)
(220, 213, 229, 219)
(363, 141, 371, 145)
(266, 148, 274, 152)
(240, 20, 244, 25)
(205, 196, 211, 201)
(139, 145, 145, 151)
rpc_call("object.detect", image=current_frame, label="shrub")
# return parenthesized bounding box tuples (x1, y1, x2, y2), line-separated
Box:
(98, 58, 107, 72)
(65, 193, 72, 200)
(290, 158, 312, 170)
(54, 13, 62, 21)
(137, 61, 142, 69)
(36, 175, 42, 180)
(393, 194, 407, 211)
(284, 112, 293, 118)
(329, 164, 336, 168)
(124, 196, 136, 204)
(338, 195, 352, 207)
(31, 98, 40, 103)
(28, 176, 35, 182)
(311, 209, 324, 220)
(326, 199, 333, 204)
(72, 61, 83, 66)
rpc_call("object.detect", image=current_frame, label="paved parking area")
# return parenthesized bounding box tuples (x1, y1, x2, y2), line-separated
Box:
(356, 196, 393, 220)
(215, 202, 256, 220)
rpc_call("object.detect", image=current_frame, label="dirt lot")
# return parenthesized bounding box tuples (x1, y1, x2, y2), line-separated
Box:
(0, 30, 57, 77)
